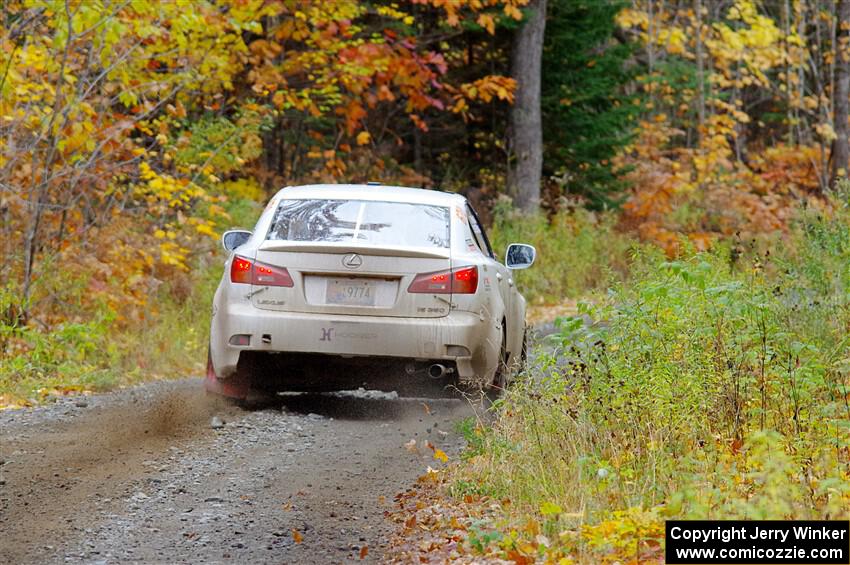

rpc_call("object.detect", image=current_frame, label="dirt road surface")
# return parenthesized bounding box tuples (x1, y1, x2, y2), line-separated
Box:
(0, 378, 477, 564)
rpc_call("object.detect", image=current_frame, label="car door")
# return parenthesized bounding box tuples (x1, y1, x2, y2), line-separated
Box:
(466, 204, 515, 354)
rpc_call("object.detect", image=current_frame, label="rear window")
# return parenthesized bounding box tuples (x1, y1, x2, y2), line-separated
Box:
(267, 199, 450, 249)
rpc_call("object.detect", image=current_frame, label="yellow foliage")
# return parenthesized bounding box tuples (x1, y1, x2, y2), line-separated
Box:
(657, 27, 688, 55)
(616, 7, 649, 30)
(582, 507, 664, 563)
(219, 178, 264, 202)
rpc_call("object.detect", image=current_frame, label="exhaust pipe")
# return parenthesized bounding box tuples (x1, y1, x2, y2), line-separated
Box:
(428, 364, 451, 379)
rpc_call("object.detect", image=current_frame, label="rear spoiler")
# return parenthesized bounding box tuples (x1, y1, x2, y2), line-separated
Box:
(258, 241, 451, 260)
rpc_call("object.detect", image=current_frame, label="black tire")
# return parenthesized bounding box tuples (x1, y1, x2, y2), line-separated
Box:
(236, 354, 280, 408)
(206, 350, 277, 409)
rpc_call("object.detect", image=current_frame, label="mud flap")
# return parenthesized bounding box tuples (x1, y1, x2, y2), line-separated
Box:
(204, 350, 252, 401)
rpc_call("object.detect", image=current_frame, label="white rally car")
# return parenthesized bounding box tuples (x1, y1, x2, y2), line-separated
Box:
(206, 184, 536, 400)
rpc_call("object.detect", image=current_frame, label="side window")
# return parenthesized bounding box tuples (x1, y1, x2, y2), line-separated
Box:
(467, 218, 486, 254)
(466, 205, 494, 258)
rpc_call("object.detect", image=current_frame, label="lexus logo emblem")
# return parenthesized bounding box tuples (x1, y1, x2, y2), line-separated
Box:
(342, 253, 363, 269)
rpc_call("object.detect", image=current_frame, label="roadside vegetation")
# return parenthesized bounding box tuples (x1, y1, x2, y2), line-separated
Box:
(404, 192, 849, 563)
(5, 0, 850, 561)
(489, 205, 635, 304)
(0, 191, 261, 406)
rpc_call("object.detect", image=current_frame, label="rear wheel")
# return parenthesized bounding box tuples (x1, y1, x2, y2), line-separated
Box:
(204, 349, 276, 408)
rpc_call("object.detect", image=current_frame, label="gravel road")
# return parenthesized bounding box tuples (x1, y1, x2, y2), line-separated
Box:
(0, 378, 477, 564)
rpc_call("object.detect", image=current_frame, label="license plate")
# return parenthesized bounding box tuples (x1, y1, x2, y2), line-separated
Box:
(326, 279, 377, 306)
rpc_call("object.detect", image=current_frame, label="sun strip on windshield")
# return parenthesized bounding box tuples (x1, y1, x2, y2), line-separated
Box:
(352, 201, 366, 241)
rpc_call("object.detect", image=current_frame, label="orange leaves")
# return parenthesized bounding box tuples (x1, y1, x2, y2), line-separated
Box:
(617, 114, 813, 257)
(750, 144, 822, 195)
(249, 2, 462, 140)
(341, 101, 367, 135)
(456, 76, 517, 106)
(504, 549, 535, 564)
(449, 76, 517, 121)
(618, 119, 689, 255)
(477, 14, 497, 35)
(688, 232, 714, 252)
(413, 0, 529, 31)
(248, 39, 282, 61)
(231, 0, 519, 183)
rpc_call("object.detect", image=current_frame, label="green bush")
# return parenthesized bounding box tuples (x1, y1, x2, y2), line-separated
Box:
(489, 204, 636, 303)
(458, 202, 850, 561)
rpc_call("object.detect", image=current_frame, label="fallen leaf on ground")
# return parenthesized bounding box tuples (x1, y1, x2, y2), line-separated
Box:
(359, 545, 369, 559)
(292, 529, 303, 543)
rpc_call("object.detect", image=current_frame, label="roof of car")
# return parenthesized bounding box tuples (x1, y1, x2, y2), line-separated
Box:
(273, 184, 466, 206)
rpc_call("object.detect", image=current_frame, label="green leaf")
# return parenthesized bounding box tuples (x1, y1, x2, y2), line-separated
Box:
(539, 501, 563, 516)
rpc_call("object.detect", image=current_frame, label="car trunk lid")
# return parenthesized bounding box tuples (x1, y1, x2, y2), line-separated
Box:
(252, 242, 452, 318)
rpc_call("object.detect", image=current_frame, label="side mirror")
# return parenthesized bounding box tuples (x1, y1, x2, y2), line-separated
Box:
(222, 230, 252, 252)
(505, 243, 536, 270)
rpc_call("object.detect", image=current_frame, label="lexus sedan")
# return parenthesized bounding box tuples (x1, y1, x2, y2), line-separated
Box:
(206, 184, 536, 400)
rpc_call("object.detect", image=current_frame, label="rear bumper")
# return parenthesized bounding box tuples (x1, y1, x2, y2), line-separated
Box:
(210, 305, 498, 381)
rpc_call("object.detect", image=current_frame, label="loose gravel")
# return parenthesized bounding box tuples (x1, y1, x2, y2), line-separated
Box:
(0, 378, 476, 564)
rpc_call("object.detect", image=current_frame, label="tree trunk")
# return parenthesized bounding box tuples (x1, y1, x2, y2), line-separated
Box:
(507, 0, 546, 213)
(833, 0, 850, 185)
(695, 0, 705, 138)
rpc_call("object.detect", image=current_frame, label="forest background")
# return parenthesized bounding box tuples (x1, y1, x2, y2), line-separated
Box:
(4, 1, 850, 561)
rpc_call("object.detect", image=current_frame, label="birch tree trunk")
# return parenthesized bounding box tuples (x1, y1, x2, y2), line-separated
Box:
(507, 0, 546, 213)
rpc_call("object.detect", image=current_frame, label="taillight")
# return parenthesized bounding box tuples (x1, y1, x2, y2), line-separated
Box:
(408, 266, 478, 294)
(230, 256, 294, 287)
(253, 262, 294, 287)
(231, 256, 252, 284)
(452, 266, 478, 294)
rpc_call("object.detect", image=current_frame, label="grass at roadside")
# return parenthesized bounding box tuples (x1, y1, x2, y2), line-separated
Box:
(417, 199, 850, 563)
(489, 204, 634, 305)
(0, 254, 220, 408)
(0, 195, 261, 409)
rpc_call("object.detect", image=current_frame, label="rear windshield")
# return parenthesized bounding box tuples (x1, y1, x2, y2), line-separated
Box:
(267, 199, 450, 249)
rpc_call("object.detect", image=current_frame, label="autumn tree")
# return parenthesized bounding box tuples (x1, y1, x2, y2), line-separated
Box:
(0, 1, 260, 321)
(0, 0, 528, 329)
